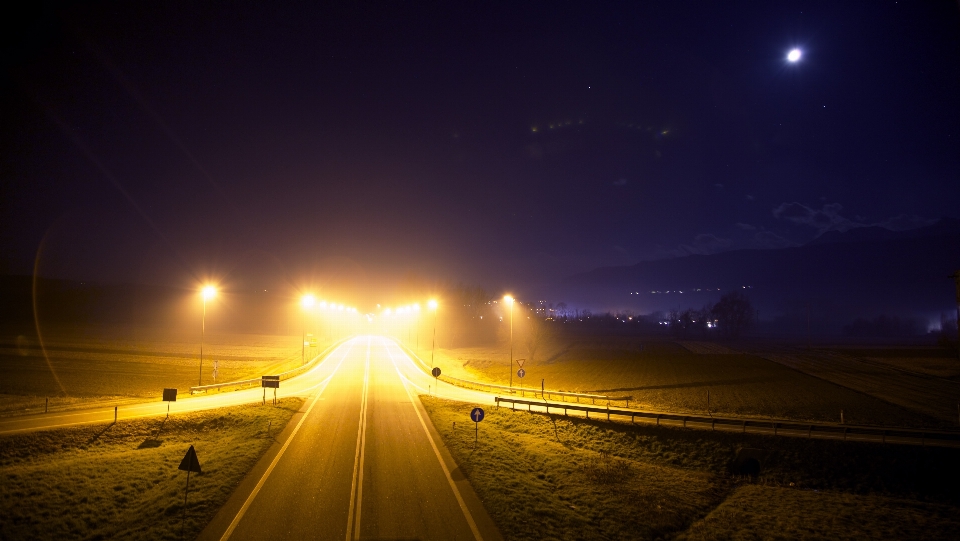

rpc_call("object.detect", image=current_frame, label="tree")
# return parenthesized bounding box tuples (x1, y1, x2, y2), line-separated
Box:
(525, 315, 554, 363)
(711, 291, 753, 339)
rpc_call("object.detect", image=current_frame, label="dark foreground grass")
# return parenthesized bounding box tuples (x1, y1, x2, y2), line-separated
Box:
(422, 396, 960, 540)
(0, 398, 302, 540)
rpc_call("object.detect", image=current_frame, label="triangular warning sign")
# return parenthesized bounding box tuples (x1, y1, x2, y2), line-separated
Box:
(178, 445, 202, 473)
(516, 359, 525, 368)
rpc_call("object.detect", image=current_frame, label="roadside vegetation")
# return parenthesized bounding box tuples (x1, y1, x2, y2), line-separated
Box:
(432, 336, 940, 427)
(422, 396, 960, 540)
(0, 326, 327, 415)
(0, 398, 302, 540)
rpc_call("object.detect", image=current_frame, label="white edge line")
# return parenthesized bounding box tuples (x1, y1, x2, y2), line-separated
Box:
(219, 341, 353, 541)
(384, 341, 484, 541)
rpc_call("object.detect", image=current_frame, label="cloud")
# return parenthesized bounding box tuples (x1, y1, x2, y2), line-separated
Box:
(735, 222, 756, 231)
(773, 201, 936, 236)
(752, 230, 798, 249)
(772, 201, 861, 232)
(612, 178, 627, 187)
(745, 194, 755, 201)
(877, 214, 936, 231)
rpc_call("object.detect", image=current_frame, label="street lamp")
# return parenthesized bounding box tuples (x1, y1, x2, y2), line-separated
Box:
(504, 295, 514, 390)
(199, 285, 217, 386)
(301, 294, 315, 366)
(428, 299, 438, 368)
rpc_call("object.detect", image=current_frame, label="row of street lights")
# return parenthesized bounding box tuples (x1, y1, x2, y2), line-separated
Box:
(195, 285, 359, 386)
(377, 295, 519, 391)
(197, 289, 520, 393)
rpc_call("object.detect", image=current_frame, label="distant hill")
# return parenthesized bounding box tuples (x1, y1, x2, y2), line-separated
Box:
(558, 218, 960, 328)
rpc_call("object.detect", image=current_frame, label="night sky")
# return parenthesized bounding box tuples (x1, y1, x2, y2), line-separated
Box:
(2, 2, 959, 301)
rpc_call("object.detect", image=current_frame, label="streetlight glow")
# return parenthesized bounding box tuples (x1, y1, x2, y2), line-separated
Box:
(428, 299, 438, 310)
(301, 294, 316, 308)
(202, 285, 217, 300)
(787, 48, 801, 62)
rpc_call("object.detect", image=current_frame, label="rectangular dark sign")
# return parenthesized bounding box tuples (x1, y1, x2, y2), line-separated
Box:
(262, 376, 280, 388)
(163, 388, 177, 402)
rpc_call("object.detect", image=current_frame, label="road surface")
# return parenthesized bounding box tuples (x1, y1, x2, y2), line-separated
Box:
(198, 335, 502, 541)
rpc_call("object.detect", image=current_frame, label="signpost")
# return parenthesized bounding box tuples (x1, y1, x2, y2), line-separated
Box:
(517, 368, 525, 394)
(163, 388, 177, 418)
(212, 360, 218, 382)
(262, 375, 279, 405)
(431, 367, 441, 395)
(470, 407, 484, 444)
(178, 445, 202, 540)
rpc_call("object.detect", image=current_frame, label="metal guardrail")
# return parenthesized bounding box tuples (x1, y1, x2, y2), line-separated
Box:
(189, 336, 352, 394)
(395, 342, 632, 405)
(495, 397, 960, 448)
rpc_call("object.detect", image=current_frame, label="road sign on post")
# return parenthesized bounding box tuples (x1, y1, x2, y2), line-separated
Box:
(178, 445, 201, 539)
(517, 368, 526, 395)
(431, 367, 441, 395)
(262, 376, 279, 405)
(470, 407, 484, 444)
(516, 358, 525, 368)
(163, 388, 177, 417)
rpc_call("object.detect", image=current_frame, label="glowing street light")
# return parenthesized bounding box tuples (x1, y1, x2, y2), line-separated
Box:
(787, 48, 802, 63)
(504, 295, 515, 390)
(428, 299, 438, 368)
(199, 285, 217, 386)
(301, 294, 315, 365)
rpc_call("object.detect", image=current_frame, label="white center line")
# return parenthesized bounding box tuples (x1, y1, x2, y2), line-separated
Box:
(345, 337, 372, 541)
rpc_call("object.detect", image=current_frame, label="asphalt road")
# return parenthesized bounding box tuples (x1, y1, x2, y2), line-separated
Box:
(196, 336, 501, 541)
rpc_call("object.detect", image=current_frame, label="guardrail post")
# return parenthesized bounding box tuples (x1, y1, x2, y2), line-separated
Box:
(711, 419, 715, 431)
(564, 407, 567, 416)
(773, 422, 777, 436)
(742, 420, 746, 433)
(607, 405, 610, 421)
(656, 414, 660, 426)
(586, 410, 589, 419)
(808, 425, 813, 438)
(683, 417, 686, 428)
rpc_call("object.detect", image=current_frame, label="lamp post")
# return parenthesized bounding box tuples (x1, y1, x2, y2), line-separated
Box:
(199, 286, 216, 386)
(505, 295, 514, 390)
(428, 299, 438, 368)
(414, 303, 421, 354)
(301, 294, 315, 366)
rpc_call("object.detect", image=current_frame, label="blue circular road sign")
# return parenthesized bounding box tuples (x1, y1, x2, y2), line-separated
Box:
(470, 407, 485, 422)
(517, 368, 526, 378)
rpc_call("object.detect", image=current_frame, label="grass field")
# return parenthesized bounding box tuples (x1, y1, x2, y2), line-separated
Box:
(824, 346, 960, 380)
(431, 336, 941, 427)
(0, 325, 329, 415)
(422, 396, 960, 541)
(0, 398, 303, 540)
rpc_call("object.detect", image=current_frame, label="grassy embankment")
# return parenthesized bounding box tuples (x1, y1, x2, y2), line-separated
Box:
(432, 337, 940, 427)
(0, 398, 302, 540)
(422, 396, 960, 540)
(0, 326, 329, 415)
